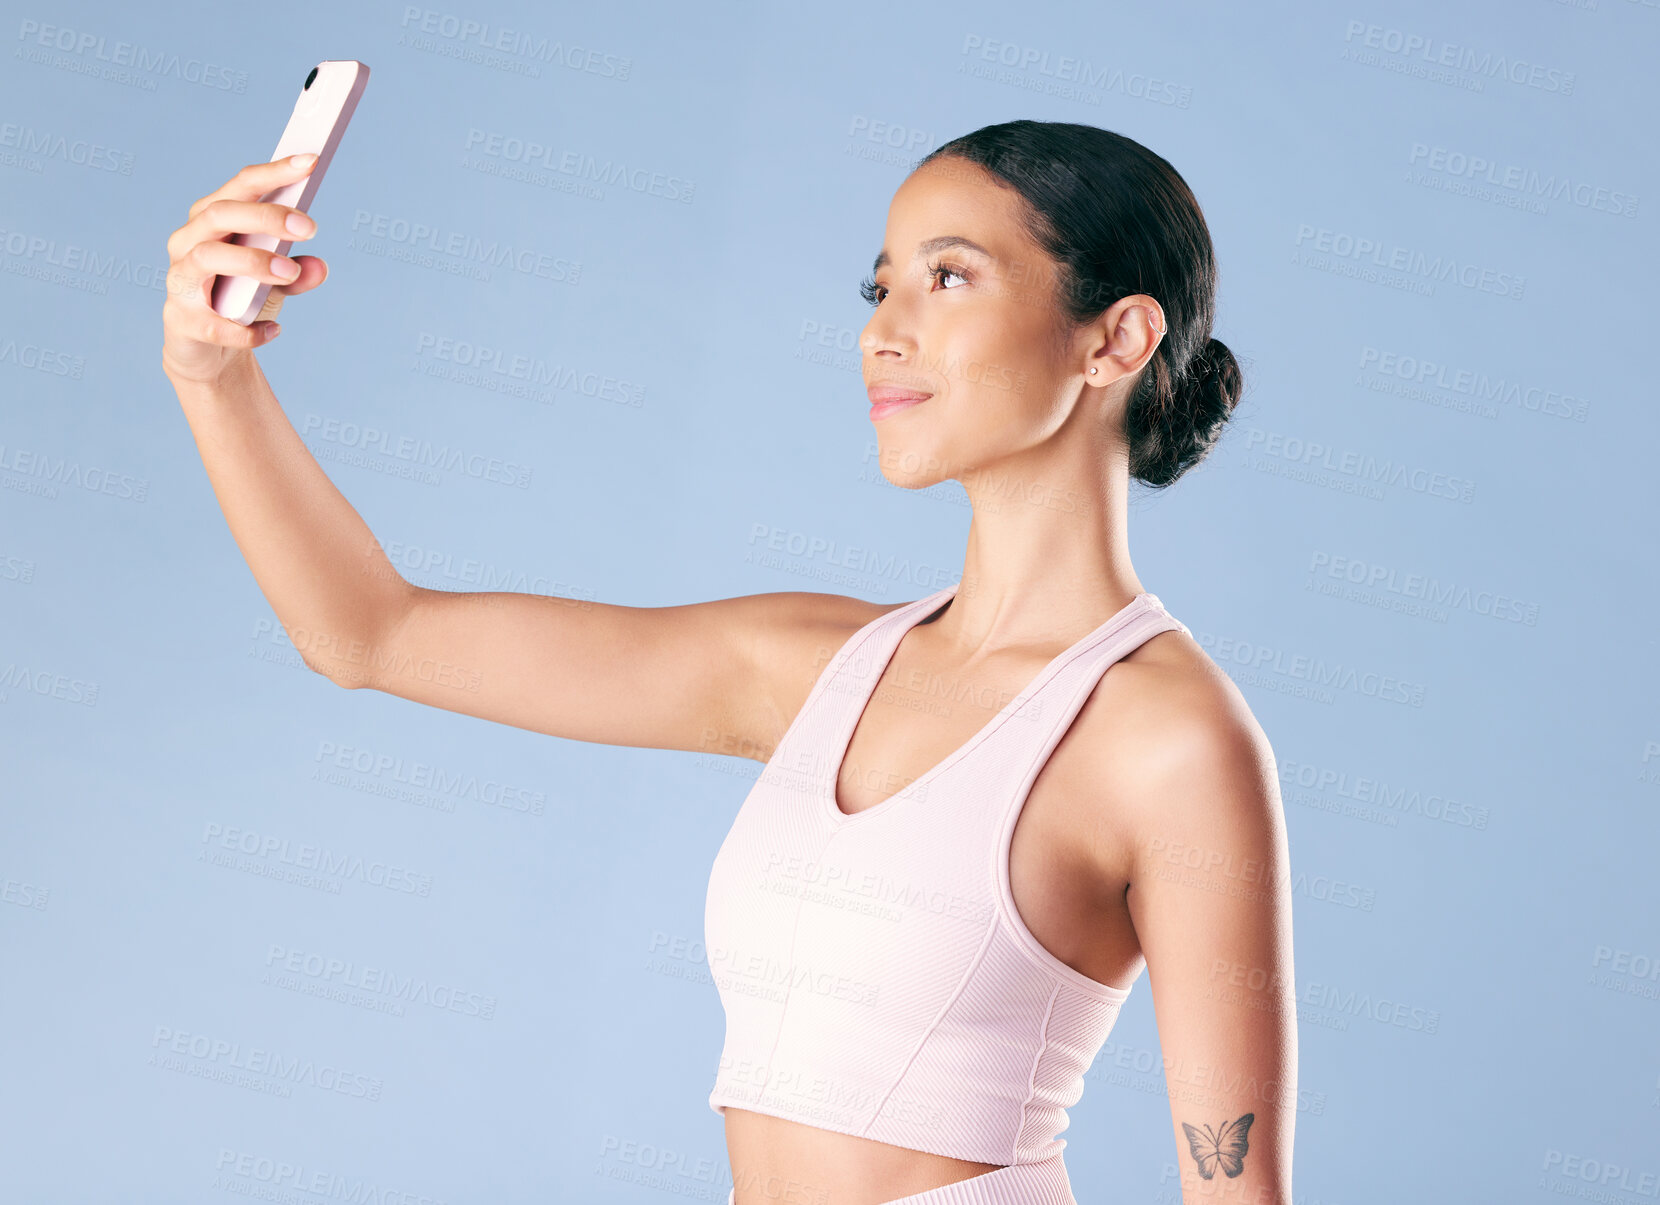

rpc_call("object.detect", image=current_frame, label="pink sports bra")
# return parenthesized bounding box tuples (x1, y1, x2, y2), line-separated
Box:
(703, 581, 1190, 1167)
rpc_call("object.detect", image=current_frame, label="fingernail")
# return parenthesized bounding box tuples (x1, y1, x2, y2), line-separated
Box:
(292, 153, 317, 168)
(286, 212, 314, 237)
(271, 255, 300, 278)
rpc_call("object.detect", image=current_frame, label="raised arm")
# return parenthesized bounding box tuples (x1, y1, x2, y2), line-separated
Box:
(162, 154, 882, 760)
(1124, 688, 1296, 1205)
(343, 582, 871, 756)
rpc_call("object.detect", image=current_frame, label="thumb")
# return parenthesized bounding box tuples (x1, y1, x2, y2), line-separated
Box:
(257, 256, 329, 316)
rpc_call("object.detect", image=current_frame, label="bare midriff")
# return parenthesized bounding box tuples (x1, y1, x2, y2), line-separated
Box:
(723, 1108, 1006, 1205)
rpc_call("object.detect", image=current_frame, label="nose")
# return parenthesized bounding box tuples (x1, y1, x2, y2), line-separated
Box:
(861, 312, 910, 361)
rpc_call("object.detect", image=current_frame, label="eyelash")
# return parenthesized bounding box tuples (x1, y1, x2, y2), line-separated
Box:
(859, 260, 969, 307)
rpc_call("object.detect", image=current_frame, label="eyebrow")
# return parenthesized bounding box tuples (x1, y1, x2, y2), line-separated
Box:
(871, 235, 993, 276)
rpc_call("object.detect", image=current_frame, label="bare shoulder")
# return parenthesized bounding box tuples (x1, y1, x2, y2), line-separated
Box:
(1061, 626, 1283, 867)
(738, 589, 906, 761)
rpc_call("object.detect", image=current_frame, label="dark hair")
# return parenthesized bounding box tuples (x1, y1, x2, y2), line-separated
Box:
(916, 120, 1242, 488)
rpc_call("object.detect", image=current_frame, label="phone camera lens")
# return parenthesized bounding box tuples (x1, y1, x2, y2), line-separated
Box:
(304, 67, 318, 90)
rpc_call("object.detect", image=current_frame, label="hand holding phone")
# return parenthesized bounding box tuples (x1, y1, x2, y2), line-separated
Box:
(209, 60, 370, 324)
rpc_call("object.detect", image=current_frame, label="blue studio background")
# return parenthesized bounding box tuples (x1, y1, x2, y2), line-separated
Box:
(3, 0, 1657, 1201)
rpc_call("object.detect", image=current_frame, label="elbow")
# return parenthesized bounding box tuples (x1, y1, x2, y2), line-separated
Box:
(304, 656, 368, 690)
(287, 617, 386, 690)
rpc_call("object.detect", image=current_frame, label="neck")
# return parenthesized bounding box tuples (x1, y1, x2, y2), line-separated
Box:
(940, 437, 1143, 656)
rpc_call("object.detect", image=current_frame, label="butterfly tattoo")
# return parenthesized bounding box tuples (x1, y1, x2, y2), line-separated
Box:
(1181, 1112, 1254, 1179)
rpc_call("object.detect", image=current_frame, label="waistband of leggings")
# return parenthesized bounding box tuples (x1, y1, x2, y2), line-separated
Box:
(727, 1152, 1074, 1205)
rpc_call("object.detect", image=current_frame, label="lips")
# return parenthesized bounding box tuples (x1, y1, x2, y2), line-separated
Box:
(867, 385, 934, 404)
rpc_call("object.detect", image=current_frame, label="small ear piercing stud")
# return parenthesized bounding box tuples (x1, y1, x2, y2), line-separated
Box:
(1089, 367, 1098, 374)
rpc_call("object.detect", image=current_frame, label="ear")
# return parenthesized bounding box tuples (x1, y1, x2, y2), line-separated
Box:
(1083, 294, 1165, 385)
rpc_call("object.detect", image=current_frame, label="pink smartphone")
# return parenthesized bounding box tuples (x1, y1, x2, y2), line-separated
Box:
(210, 59, 370, 325)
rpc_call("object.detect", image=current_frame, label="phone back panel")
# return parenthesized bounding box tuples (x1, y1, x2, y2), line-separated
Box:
(210, 60, 370, 324)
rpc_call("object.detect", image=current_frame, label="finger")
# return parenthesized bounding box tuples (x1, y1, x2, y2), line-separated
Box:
(267, 255, 328, 298)
(166, 241, 307, 315)
(256, 257, 331, 323)
(188, 153, 317, 221)
(180, 239, 308, 296)
(256, 290, 288, 323)
(168, 198, 315, 262)
(164, 294, 282, 349)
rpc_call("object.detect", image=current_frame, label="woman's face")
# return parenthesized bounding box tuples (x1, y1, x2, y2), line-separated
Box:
(859, 157, 1101, 491)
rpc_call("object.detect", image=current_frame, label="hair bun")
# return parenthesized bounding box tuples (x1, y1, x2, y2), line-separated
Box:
(1129, 335, 1243, 487)
(1189, 337, 1241, 401)
(1196, 337, 1242, 404)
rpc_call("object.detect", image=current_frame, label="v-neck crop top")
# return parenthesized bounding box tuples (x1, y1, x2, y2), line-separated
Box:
(703, 581, 1191, 1167)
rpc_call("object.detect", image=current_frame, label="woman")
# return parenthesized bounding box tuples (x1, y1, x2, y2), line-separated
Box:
(161, 119, 1294, 1205)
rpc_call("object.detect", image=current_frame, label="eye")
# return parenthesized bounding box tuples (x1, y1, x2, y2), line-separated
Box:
(859, 260, 971, 307)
